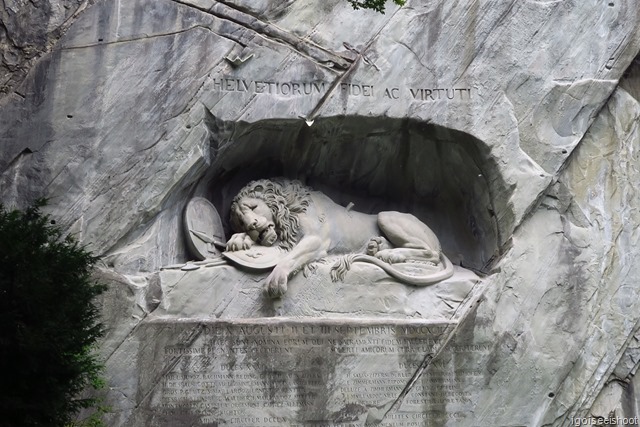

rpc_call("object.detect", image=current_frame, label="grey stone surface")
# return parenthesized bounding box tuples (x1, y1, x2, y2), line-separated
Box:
(2, 0, 640, 425)
(155, 263, 480, 320)
(0, 0, 92, 98)
(103, 318, 490, 426)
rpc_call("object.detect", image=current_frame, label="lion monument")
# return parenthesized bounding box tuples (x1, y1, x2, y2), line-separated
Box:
(225, 178, 453, 298)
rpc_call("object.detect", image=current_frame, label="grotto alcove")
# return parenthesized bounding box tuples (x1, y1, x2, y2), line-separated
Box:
(194, 115, 510, 273)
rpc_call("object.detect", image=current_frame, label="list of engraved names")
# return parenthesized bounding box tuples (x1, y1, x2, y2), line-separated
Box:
(141, 321, 490, 427)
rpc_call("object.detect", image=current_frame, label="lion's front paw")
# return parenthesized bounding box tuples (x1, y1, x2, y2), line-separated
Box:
(226, 233, 255, 251)
(264, 265, 288, 299)
(375, 249, 406, 264)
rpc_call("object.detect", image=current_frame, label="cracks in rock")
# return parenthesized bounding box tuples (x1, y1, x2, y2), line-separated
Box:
(154, 270, 189, 304)
(342, 42, 378, 70)
(4, 146, 34, 172)
(554, 302, 640, 422)
(135, 323, 206, 409)
(105, 320, 206, 425)
(606, 376, 632, 388)
(366, 323, 459, 425)
(363, 284, 486, 425)
(261, 0, 297, 21)
(304, 4, 403, 122)
(604, 33, 630, 74)
(138, 131, 167, 152)
(455, 0, 518, 83)
(206, 0, 260, 18)
(103, 312, 148, 364)
(83, 155, 144, 209)
(166, 0, 402, 124)
(213, 0, 268, 20)
(0, 19, 17, 50)
(169, 0, 351, 71)
(539, 74, 640, 258)
(394, 39, 431, 71)
(59, 25, 223, 50)
(538, 62, 635, 186)
(0, 0, 95, 103)
(156, 55, 230, 132)
(112, 387, 133, 404)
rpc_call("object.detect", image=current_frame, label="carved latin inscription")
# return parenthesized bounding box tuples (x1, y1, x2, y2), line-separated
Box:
(211, 75, 474, 102)
(212, 77, 326, 96)
(136, 320, 491, 427)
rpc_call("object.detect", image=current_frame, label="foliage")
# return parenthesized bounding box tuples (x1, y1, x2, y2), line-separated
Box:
(0, 201, 106, 427)
(347, 0, 405, 13)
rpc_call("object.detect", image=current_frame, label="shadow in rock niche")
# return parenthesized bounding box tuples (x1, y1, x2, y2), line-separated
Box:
(202, 115, 512, 270)
(151, 115, 509, 321)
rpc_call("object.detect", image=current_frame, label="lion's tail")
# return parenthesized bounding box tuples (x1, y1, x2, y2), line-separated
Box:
(330, 254, 356, 282)
(331, 253, 454, 286)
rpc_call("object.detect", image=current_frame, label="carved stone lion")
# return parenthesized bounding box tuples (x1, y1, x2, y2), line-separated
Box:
(226, 178, 453, 298)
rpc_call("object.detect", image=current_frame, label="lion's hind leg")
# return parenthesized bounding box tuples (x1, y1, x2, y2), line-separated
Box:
(377, 211, 442, 264)
(366, 236, 392, 256)
(374, 248, 439, 264)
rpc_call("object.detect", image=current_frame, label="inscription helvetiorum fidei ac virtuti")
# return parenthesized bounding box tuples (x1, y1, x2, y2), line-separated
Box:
(210, 76, 473, 102)
(3, 0, 640, 425)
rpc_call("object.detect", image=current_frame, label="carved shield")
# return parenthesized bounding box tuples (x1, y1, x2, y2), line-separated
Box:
(183, 197, 226, 260)
(222, 246, 283, 271)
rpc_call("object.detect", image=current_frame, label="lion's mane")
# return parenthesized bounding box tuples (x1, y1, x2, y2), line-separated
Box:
(230, 179, 311, 250)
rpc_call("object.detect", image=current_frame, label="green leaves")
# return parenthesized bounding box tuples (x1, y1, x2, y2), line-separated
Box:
(347, 0, 405, 13)
(0, 202, 106, 427)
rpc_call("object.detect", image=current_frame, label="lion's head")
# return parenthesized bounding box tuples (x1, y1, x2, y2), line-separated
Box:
(230, 179, 311, 250)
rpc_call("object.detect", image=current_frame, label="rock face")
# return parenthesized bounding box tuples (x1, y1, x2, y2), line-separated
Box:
(2, 0, 640, 426)
(0, 0, 93, 97)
